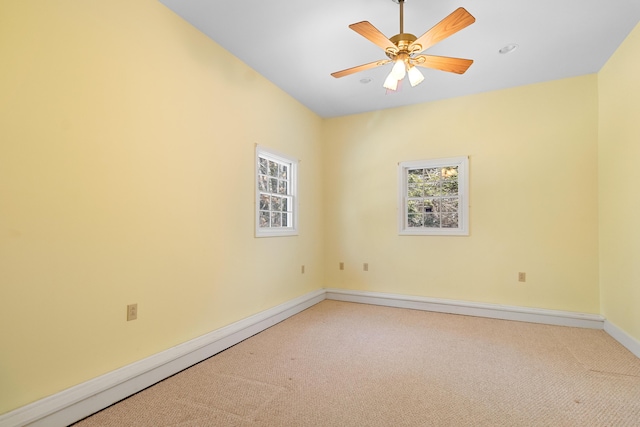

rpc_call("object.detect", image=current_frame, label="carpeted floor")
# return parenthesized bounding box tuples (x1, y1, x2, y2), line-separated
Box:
(73, 300, 640, 426)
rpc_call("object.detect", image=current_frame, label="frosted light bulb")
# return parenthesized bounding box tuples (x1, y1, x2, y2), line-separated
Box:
(383, 72, 398, 90)
(407, 66, 424, 87)
(391, 59, 406, 80)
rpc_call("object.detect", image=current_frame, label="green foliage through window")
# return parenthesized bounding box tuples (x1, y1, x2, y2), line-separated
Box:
(399, 157, 469, 236)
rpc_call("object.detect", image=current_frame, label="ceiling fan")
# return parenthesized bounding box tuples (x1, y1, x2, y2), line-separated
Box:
(331, 0, 476, 91)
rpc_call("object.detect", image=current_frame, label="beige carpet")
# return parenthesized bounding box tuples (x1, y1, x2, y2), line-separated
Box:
(73, 300, 640, 426)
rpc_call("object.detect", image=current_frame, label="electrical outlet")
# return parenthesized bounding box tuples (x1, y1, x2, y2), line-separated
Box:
(363, 263, 369, 271)
(518, 272, 526, 282)
(339, 262, 344, 270)
(127, 303, 138, 321)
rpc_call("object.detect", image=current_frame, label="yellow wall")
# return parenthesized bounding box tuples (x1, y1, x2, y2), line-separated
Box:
(599, 23, 640, 341)
(323, 75, 600, 313)
(1, 0, 637, 418)
(0, 0, 324, 413)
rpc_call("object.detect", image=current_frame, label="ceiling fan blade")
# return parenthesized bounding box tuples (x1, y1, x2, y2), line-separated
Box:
(415, 55, 474, 74)
(349, 21, 396, 52)
(331, 59, 391, 78)
(409, 7, 475, 54)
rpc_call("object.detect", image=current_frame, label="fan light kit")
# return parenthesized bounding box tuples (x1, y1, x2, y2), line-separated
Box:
(331, 0, 476, 91)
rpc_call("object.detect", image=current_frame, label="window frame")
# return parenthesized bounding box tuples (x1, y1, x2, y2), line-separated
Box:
(255, 145, 298, 238)
(398, 156, 469, 236)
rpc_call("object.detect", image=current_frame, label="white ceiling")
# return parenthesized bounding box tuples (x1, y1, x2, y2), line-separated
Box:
(158, 0, 640, 118)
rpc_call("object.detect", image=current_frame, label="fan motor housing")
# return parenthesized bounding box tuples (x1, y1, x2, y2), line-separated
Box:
(386, 33, 419, 59)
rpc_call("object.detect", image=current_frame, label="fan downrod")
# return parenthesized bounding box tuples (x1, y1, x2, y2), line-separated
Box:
(385, 0, 421, 59)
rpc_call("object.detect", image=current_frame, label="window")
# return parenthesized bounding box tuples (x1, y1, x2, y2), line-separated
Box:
(256, 146, 298, 237)
(398, 156, 469, 236)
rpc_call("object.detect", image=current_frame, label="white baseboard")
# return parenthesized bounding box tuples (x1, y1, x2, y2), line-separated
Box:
(604, 320, 640, 359)
(4, 288, 637, 427)
(0, 289, 326, 427)
(324, 288, 606, 329)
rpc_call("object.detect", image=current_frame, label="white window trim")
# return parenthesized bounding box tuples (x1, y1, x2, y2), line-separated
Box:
(398, 156, 469, 236)
(255, 145, 298, 238)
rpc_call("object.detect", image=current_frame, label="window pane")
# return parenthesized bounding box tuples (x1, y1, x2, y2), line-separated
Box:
(424, 182, 440, 197)
(441, 177, 458, 195)
(442, 166, 458, 178)
(282, 197, 289, 212)
(271, 212, 282, 227)
(269, 160, 279, 177)
(424, 213, 439, 228)
(407, 200, 423, 214)
(278, 180, 287, 195)
(441, 213, 459, 228)
(259, 158, 268, 175)
(441, 198, 459, 213)
(258, 176, 268, 191)
(269, 178, 278, 193)
(408, 169, 423, 184)
(424, 199, 438, 213)
(282, 212, 288, 227)
(425, 168, 440, 181)
(271, 196, 282, 211)
(408, 184, 423, 197)
(279, 164, 288, 179)
(260, 211, 270, 228)
(408, 213, 423, 227)
(259, 194, 270, 210)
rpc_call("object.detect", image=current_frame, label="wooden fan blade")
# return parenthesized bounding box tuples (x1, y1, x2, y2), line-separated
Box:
(415, 55, 473, 74)
(331, 59, 391, 78)
(349, 21, 396, 52)
(409, 8, 475, 54)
